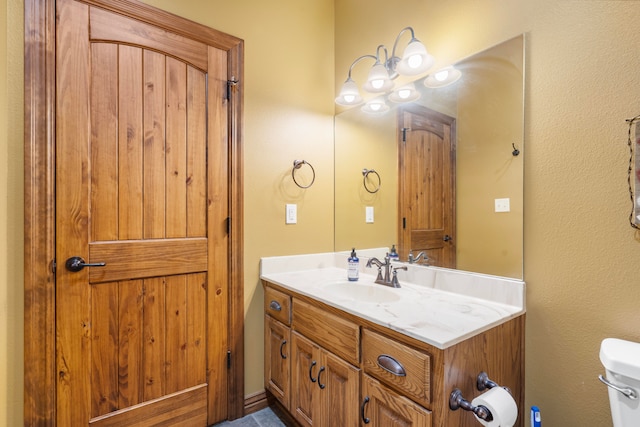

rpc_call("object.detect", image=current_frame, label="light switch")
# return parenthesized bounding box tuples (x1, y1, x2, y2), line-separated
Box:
(365, 206, 374, 223)
(286, 204, 297, 224)
(495, 198, 510, 213)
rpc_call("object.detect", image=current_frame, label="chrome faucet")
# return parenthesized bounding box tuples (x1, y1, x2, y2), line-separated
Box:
(408, 250, 429, 265)
(366, 254, 405, 288)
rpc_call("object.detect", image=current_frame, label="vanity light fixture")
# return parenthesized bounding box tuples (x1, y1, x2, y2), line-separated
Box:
(335, 27, 435, 106)
(424, 65, 462, 88)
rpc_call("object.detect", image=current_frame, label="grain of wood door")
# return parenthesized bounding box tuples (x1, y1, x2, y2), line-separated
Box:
(55, 0, 231, 425)
(398, 106, 456, 268)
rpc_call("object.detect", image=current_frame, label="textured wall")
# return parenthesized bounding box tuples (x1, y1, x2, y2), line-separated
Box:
(1, 0, 24, 425)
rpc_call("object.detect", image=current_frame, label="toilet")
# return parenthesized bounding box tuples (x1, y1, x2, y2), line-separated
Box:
(599, 338, 640, 426)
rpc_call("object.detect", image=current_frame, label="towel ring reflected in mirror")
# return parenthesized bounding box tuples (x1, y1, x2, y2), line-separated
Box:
(362, 168, 381, 193)
(292, 159, 316, 189)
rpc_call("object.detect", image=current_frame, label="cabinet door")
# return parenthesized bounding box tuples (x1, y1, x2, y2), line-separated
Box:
(317, 351, 360, 427)
(291, 332, 321, 427)
(361, 375, 431, 427)
(265, 315, 291, 409)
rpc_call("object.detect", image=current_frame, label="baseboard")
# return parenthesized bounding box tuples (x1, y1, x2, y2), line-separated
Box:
(244, 390, 299, 426)
(244, 390, 269, 415)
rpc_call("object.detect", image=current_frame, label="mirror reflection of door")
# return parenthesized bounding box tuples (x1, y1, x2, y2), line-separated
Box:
(398, 105, 456, 268)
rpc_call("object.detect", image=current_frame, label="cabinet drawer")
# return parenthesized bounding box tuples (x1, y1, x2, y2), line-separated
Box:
(362, 329, 431, 407)
(292, 299, 360, 366)
(264, 285, 291, 325)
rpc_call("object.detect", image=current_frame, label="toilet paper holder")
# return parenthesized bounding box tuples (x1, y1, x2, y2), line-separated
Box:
(449, 388, 494, 422)
(449, 372, 510, 421)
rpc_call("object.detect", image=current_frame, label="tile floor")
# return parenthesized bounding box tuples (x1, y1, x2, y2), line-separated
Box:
(213, 407, 287, 427)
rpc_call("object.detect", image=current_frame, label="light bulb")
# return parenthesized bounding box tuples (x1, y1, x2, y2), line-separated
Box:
(370, 79, 384, 90)
(407, 55, 423, 69)
(370, 103, 382, 111)
(435, 70, 449, 82)
(398, 89, 411, 99)
(343, 94, 355, 103)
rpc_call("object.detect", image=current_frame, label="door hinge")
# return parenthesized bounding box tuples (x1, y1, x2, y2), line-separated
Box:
(403, 217, 406, 229)
(226, 217, 231, 234)
(227, 350, 232, 369)
(226, 78, 238, 101)
(402, 127, 411, 143)
(51, 259, 56, 274)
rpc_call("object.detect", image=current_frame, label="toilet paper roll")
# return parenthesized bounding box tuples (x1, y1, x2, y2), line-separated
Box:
(471, 387, 518, 427)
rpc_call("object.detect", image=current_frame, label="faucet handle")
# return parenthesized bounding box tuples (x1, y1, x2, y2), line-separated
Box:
(375, 266, 384, 282)
(391, 266, 407, 288)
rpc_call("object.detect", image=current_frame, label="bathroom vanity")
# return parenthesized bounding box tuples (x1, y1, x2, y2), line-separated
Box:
(261, 250, 525, 427)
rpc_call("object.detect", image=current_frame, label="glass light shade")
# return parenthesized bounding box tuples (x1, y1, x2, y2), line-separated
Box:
(361, 99, 390, 114)
(388, 83, 421, 103)
(362, 62, 394, 93)
(424, 66, 462, 88)
(395, 39, 434, 76)
(335, 78, 363, 105)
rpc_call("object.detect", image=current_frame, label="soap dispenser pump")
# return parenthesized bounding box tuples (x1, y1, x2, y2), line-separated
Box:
(348, 248, 359, 281)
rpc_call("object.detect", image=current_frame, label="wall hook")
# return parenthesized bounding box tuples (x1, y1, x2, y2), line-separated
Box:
(512, 143, 520, 156)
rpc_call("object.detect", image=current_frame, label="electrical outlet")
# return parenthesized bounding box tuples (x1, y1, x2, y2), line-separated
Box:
(366, 206, 374, 223)
(286, 204, 297, 224)
(494, 198, 510, 213)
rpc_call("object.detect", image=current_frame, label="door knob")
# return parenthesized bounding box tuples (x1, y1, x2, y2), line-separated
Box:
(443, 235, 452, 242)
(65, 256, 106, 272)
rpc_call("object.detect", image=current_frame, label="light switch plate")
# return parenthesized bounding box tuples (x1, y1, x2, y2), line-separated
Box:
(365, 206, 374, 223)
(495, 198, 510, 213)
(286, 204, 297, 224)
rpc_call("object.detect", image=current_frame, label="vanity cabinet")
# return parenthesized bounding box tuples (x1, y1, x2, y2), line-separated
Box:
(290, 331, 360, 426)
(264, 287, 292, 410)
(264, 315, 290, 409)
(362, 374, 432, 427)
(263, 280, 525, 427)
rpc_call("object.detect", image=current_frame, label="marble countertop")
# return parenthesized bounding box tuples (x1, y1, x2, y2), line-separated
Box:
(260, 250, 525, 350)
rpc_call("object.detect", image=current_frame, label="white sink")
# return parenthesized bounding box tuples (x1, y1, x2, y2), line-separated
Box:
(323, 281, 401, 304)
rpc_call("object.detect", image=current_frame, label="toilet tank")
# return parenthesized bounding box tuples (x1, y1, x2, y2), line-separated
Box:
(600, 338, 640, 427)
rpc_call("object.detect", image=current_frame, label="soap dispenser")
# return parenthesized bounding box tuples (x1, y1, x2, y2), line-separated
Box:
(389, 244, 399, 261)
(348, 248, 359, 281)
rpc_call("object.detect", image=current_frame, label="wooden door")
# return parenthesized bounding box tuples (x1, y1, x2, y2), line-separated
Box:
(398, 106, 456, 268)
(317, 352, 359, 427)
(362, 375, 431, 427)
(291, 332, 321, 426)
(54, 0, 234, 425)
(265, 315, 291, 409)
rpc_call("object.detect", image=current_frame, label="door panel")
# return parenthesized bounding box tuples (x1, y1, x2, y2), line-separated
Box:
(398, 106, 456, 268)
(55, 0, 230, 424)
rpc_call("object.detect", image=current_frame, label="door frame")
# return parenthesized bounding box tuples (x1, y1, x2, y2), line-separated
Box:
(23, 0, 245, 424)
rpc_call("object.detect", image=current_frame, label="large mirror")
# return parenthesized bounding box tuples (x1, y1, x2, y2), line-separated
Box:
(334, 35, 524, 279)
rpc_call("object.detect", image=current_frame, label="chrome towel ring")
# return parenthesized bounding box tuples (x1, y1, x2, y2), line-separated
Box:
(362, 168, 381, 193)
(292, 160, 316, 189)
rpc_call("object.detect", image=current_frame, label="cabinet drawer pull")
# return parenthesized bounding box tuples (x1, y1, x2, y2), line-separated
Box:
(377, 354, 407, 377)
(361, 396, 370, 424)
(309, 360, 317, 383)
(279, 340, 287, 359)
(317, 366, 326, 389)
(269, 300, 282, 312)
